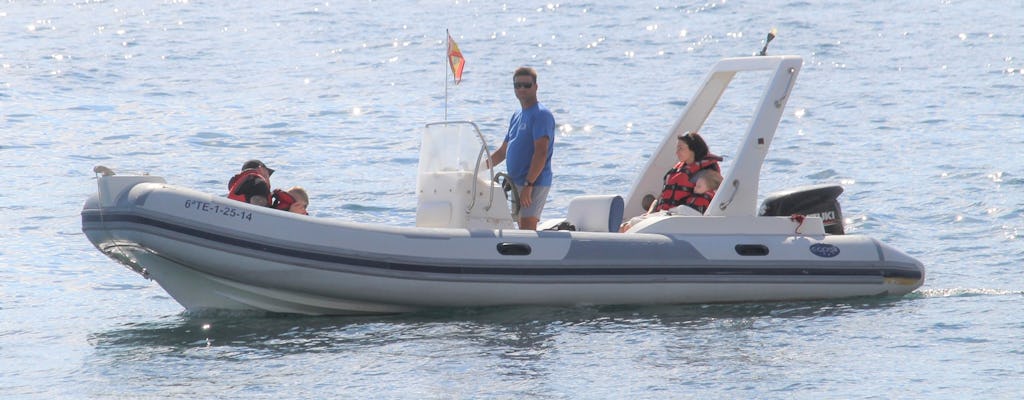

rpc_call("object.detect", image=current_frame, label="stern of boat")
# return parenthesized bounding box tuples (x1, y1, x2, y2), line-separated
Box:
(875, 240, 926, 294)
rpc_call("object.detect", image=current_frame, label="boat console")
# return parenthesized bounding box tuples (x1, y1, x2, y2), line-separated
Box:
(415, 121, 516, 229)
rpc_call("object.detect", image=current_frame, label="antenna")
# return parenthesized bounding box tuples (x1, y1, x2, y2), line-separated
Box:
(758, 28, 777, 56)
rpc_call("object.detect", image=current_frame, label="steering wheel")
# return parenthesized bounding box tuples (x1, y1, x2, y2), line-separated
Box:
(493, 172, 520, 219)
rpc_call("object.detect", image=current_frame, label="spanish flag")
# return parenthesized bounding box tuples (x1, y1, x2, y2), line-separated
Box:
(447, 32, 465, 85)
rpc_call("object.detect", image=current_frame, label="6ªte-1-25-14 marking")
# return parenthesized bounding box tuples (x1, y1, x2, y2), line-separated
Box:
(183, 199, 253, 222)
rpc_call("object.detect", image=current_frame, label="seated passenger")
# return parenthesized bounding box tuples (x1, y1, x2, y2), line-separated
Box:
(228, 159, 275, 206)
(685, 169, 723, 214)
(619, 131, 722, 232)
(286, 187, 310, 215)
(272, 186, 309, 215)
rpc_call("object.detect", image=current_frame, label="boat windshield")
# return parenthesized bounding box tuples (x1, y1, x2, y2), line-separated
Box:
(419, 121, 490, 177)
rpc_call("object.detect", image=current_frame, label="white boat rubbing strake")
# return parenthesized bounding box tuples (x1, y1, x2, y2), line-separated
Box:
(81, 55, 925, 315)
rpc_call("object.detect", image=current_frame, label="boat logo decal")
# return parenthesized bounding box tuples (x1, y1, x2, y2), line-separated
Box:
(809, 243, 840, 258)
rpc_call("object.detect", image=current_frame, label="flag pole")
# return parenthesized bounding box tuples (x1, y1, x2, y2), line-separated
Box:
(444, 29, 450, 121)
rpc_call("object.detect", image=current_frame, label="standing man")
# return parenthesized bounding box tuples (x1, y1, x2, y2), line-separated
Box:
(486, 67, 556, 230)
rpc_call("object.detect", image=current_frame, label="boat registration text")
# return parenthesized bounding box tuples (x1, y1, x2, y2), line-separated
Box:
(183, 200, 254, 222)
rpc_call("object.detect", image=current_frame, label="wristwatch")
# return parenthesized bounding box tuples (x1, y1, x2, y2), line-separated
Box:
(524, 181, 534, 187)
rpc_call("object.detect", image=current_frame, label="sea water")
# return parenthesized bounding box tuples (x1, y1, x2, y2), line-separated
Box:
(2, 1, 1022, 398)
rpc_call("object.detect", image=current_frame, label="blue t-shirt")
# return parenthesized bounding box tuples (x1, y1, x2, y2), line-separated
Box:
(504, 103, 555, 187)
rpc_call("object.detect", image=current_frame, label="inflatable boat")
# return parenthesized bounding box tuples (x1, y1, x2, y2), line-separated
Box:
(81, 55, 925, 315)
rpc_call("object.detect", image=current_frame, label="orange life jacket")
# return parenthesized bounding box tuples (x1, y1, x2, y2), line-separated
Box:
(684, 189, 716, 213)
(227, 169, 271, 204)
(272, 189, 308, 215)
(656, 155, 721, 212)
(272, 189, 295, 211)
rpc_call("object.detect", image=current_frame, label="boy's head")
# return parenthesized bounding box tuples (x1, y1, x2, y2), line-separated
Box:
(287, 186, 309, 215)
(694, 170, 723, 194)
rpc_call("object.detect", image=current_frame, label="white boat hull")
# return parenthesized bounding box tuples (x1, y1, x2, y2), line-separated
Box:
(82, 180, 923, 315)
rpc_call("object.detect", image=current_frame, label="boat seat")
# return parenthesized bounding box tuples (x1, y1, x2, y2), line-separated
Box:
(565, 194, 624, 232)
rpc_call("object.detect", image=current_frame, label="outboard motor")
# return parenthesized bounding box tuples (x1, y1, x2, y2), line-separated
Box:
(759, 184, 845, 235)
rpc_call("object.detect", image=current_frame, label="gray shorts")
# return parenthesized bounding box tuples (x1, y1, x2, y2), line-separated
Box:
(518, 185, 550, 219)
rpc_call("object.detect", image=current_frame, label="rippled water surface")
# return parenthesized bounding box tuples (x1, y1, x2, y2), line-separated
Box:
(3, 1, 1023, 398)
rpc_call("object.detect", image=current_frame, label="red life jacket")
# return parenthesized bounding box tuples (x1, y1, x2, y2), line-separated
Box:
(656, 155, 722, 212)
(272, 189, 309, 215)
(227, 169, 271, 204)
(684, 189, 716, 213)
(271, 189, 295, 211)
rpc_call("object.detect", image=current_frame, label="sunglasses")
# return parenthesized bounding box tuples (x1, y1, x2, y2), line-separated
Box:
(513, 82, 533, 89)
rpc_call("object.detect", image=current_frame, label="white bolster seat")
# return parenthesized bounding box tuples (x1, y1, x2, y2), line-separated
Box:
(566, 195, 625, 232)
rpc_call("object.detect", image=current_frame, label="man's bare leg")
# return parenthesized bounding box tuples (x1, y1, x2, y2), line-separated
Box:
(519, 217, 539, 230)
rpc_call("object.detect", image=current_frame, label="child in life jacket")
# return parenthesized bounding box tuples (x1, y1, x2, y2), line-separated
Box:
(227, 159, 275, 206)
(686, 169, 723, 214)
(272, 186, 309, 215)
